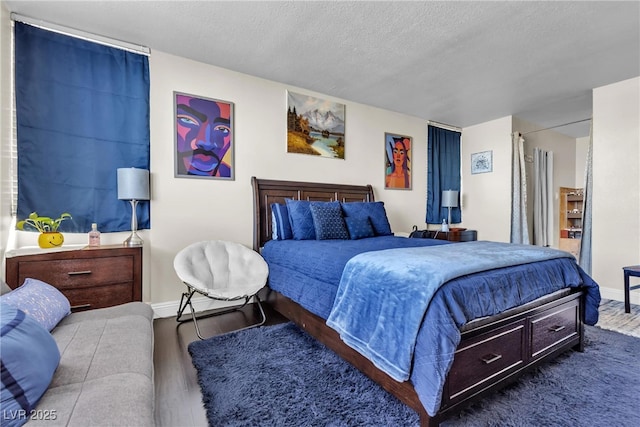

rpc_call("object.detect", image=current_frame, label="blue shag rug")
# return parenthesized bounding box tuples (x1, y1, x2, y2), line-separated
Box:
(188, 322, 640, 427)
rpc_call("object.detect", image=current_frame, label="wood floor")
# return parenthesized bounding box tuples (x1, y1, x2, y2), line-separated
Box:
(153, 299, 640, 427)
(153, 303, 287, 427)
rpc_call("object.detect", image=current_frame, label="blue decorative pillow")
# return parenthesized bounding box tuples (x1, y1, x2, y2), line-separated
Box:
(344, 216, 376, 240)
(341, 201, 393, 236)
(0, 278, 71, 331)
(309, 202, 349, 240)
(285, 199, 315, 240)
(0, 303, 60, 426)
(271, 203, 293, 240)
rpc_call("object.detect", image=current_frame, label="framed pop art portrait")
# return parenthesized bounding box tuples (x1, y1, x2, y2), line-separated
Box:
(384, 133, 412, 190)
(286, 90, 345, 159)
(174, 92, 234, 180)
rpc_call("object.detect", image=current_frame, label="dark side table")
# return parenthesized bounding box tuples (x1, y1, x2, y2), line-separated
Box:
(623, 265, 640, 313)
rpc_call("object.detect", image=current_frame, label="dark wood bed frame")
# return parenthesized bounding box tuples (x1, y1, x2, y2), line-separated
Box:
(251, 177, 585, 427)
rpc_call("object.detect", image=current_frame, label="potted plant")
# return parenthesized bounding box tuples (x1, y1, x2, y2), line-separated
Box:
(16, 212, 72, 248)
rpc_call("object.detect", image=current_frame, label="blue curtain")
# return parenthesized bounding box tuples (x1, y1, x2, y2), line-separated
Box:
(15, 22, 150, 233)
(426, 125, 461, 224)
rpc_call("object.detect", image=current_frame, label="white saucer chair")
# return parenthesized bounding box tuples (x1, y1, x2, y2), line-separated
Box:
(174, 240, 268, 339)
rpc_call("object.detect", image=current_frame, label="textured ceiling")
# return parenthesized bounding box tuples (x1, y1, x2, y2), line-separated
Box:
(4, 1, 639, 138)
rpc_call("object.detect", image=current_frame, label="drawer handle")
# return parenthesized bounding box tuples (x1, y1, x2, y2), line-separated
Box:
(549, 325, 566, 332)
(480, 353, 503, 364)
(70, 304, 91, 310)
(68, 270, 92, 276)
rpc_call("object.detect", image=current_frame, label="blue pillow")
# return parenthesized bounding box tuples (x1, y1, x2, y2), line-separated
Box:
(309, 202, 349, 240)
(344, 216, 376, 240)
(0, 303, 60, 426)
(341, 201, 393, 236)
(0, 278, 71, 331)
(285, 199, 316, 240)
(271, 203, 293, 240)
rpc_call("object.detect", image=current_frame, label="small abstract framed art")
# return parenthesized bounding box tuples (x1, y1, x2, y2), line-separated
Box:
(384, 133, 412, 190)
(174, 91, 234, 180)
(471, 150, 493, 174)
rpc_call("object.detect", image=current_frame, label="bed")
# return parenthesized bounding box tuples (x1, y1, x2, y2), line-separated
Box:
(251, 177, 600, 427)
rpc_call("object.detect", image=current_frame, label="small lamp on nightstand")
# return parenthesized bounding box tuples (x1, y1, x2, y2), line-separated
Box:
(117, 167, 150, 247)
(442, 190, 459, 227)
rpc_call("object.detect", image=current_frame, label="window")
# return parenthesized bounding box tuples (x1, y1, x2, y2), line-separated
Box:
(426, 125, 461, 224)
(14, 22, 150, 232)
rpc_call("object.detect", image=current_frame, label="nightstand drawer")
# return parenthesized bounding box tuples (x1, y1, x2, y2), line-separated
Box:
(530, 300, 579, 358)
(448, 320, 525, 400)
(5, 246, 142, 311)
(64, 282, 136, 311)
(18, 256, 134, 289)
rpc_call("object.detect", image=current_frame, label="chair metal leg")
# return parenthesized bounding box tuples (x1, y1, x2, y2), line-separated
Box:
(176, 284, 267, 340)
(228, 294, 267, 336)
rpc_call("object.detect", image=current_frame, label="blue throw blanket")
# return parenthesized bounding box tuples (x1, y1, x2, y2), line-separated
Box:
(326, 241, 576, 382)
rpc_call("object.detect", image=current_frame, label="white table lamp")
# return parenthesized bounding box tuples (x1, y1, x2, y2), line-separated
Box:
(442, 190, 459, 226)
(117, 168, 150, 247)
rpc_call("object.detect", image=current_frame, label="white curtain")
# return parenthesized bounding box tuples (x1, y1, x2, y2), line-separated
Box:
(533, 148, 554, 247)
(579, 121, 593, 274)
(510, 132, 530, 244)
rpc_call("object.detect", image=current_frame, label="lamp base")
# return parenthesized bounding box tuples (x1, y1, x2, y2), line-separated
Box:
(123, 231, 144, 247)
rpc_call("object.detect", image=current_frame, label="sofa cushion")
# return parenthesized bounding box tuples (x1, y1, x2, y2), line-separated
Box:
(49, 304, 153, 387)
(1, 278, 70, 331)
(1, 303, 60, 427)
(30, 374, 154, 427)
(25, 302, 154, 426)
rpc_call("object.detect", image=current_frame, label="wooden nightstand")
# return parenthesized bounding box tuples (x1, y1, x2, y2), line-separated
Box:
(5, 245, 142, 312)
(425, 230, 478, 242)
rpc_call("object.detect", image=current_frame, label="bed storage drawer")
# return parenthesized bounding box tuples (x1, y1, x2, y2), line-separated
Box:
(530, 299, 579, 358)
(447, 320, 525, 401)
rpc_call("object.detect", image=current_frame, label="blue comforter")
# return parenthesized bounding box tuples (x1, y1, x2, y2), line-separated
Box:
(261, 237, 601, 416)
(326, 241, 580, 382)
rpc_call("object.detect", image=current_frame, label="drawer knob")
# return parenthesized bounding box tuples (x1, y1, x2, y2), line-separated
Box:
(549, 325, 566, 332)
(480, 353, 503, 364)
(68, 270, 92, 276)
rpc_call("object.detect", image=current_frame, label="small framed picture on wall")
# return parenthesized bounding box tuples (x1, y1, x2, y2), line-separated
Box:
(385, 133, 412, 190)
(174, 91, 234, 180)
(471, 150, 493, 174)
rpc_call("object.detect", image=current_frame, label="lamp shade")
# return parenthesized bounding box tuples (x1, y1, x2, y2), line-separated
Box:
(117, 168, 150, 200)
(441, 190, 459, 208)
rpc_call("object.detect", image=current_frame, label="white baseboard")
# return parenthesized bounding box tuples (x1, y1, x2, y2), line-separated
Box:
(598, 286, 640, 305)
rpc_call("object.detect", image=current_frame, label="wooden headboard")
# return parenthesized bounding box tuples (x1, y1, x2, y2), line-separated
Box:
(251, 177, 375, 251)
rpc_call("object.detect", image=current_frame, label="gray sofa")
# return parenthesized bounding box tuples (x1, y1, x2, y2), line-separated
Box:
(26, 302, 155, 426)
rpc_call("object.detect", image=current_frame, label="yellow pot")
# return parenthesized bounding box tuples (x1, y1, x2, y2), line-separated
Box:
(38, 232, 64, 248)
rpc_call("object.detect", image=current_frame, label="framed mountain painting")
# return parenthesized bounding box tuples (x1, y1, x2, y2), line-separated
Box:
(286, 91, 345, 159)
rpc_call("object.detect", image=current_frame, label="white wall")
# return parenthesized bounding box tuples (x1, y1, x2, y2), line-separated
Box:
(146, 51, 431, 304)
(460, 116, 512, 242)
(592, 77, 640, 302)
(3, 49, 431, 306)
